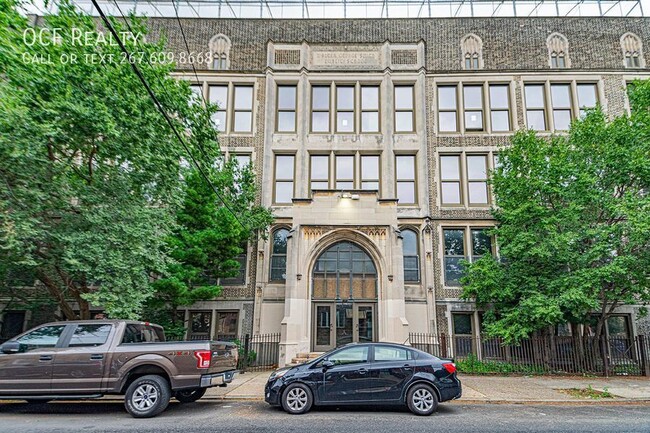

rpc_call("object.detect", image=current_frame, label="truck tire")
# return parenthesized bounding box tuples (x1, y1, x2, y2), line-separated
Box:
(124, 375, 171, 418)
(175, 388, 207, 403)
(281, 383, 313, 415)
(406, 383, 438, 416)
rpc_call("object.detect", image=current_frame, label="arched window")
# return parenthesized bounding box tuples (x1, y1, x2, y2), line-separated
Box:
(402, 229, 420, 282)
(621, 33, 644, 68)
(270, 228, 289, 282)
(461, 34, 483, 70)
(209, 34, 231, 70)
(547, 33, 569, 69)
(312, 242, 377, 300)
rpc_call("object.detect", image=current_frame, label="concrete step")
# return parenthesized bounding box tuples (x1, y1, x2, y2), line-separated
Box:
(291, 352, 324, 365)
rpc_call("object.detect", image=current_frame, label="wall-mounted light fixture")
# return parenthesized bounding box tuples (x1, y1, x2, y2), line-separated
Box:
(340, 192, 360, 200)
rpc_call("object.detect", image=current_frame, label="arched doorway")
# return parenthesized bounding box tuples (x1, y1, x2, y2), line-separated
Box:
(311, 241, 377, 351)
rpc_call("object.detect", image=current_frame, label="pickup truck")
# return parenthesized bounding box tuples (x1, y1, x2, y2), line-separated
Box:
(0, 320, 238, 417)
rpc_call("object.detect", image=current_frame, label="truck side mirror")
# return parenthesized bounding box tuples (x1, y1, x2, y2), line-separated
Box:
(0, 341, 21, 354)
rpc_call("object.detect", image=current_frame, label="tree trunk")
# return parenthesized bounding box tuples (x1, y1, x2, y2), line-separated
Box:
(37, 271, 78, 320)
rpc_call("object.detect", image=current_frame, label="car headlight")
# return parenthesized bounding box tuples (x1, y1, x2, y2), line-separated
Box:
(268, 369, 289, 382)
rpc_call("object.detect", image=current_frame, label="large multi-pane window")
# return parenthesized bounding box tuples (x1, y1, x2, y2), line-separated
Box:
(270, 228, 289, 282)
(216, 312, 239, 341)
(524, 84, 547, 131)
(360, 155, 380, 190)
(444, 228, 494, 286)
(274, 155, 294, 204)
(361, 86, 380, 132)
(440, 153, 493, 206)
(311, 86, 331, 132)
(277, 85, 297, 132)
(335, 155, 355, 189)
(233, 85, 253, 132)
(438, 85, 458, 132)
(402, 229, 420, 282)
(189, 311, 212, 339)
(394, 85, 415, 132)
(396, 155, 416, 204)
(209, 85, 228, 132)
(463, 85, 484, 131)
(310, 155, 330, 190)
(525, 81, 599, 131)
(489, 85, 511, 131)
(336, 86, 355, 132)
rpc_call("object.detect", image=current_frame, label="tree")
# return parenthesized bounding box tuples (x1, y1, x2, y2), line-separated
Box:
(144, 159, 273, 339)
(0, 1, 228, 319)
(462, 79, 650, 345)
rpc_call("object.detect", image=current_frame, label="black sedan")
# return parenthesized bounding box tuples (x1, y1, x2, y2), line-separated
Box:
(265, 342, 461, 415)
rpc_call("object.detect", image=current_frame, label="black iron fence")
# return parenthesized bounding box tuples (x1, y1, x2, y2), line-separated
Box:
(183, 332, 280, 371)
(408, 333, 650, 377)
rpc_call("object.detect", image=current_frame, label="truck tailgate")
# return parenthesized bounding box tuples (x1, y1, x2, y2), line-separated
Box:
(209, 341, 238, 374)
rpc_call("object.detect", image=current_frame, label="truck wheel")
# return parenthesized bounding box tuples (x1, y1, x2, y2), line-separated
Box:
(124, 375, 171, 418)
(407, 383, 438, 416)
(175, 388, 207, 403)
(281, 383, 313, 415)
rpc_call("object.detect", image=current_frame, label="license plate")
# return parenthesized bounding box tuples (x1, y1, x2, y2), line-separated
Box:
(210, 376, 225, 386)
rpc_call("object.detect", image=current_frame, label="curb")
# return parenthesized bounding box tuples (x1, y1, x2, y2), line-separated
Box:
(450, 398, 650, 406)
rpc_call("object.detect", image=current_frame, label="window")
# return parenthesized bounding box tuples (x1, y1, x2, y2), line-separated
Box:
(396, 155, 416, 204)
(471, 229, 493, 259)
(216, 312, 239, 341)
(402, 229, 420, 282)
(621, 33, 644, 68)
(336, 86, 355, 132)
(277, 85, 297, 132)
(452, 313, 474, 356)
(328, 346, 369, 366)
(311, 86, 330, 132)
(335, 155, 354, 190)
(394, 85, 415, 132)
(467, 155, 488, 205)
(463, 85, 484, 131)
(461, 34, 483, 70)
(361, 86, 380, 132)
(452, 313, 473, 335)
(209, 85, 228, 132)
(360, 155, 380, 191)
(551, 84, 572, 131)
(121, 323, 165, 343)
(274, 155, 294, 204)
(489, 85, 510, 131)
(209, 34, 231, 70)
(68, 324, 112, 347)
(189, 84, 203, 103)
(233, 154, 251, 169)
(444, 229, 465, 286)
(270, 228, 289, 282)
(233, 85, 253, 132)
(0, 311, 25, 342)
(310, 155, 329, 190)
(525, 84, 547, 131)
(438, 85, 458, 132)
(374, 345, 411, 362)
(16, 325, 66, 352)
(221, 242, 247, 285)
(577, 83, 597, 117)
(440, 155, 462, 205)
(547, 33, 569, 69)
(189, 312, 212, 338)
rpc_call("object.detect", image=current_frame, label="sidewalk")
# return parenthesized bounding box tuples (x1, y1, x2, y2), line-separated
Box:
(205, 370, 650, 404)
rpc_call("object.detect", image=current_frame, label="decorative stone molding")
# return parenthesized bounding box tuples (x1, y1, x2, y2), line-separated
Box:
(546, 32, 570, 68)
(620, 32, 645, 68)
(460, 33, 483, 70)
(209, 33, 231, 70)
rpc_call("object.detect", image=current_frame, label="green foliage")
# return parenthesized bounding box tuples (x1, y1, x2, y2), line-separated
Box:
(456, 354, 544, 375)
(462, 79, 650, 343)
(0, 1, 272, 321)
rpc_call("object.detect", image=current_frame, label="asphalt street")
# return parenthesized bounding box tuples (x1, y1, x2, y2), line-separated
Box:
(1, 400, 649, 433)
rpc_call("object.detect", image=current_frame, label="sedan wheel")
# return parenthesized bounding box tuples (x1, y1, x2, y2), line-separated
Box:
(407, 384, 438, 416)
(281, 383, 313, 415)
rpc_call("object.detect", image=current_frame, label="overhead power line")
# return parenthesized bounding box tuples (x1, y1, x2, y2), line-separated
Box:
(89, 0, 249, 231)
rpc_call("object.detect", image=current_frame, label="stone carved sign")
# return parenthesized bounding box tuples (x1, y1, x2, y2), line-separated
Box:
(311, 50, 381, 69)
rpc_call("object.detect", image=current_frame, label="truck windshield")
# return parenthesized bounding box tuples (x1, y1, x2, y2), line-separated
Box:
(121, 324, 166, 344)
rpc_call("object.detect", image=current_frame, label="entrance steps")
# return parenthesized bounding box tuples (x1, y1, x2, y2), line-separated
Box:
(290, 352, 323, 365)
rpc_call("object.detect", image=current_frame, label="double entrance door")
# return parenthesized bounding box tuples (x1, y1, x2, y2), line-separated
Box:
(313, 303, 375, 352)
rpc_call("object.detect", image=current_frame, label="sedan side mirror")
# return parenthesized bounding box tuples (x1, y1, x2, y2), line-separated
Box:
(322, 360, 335, 369)
(0, 341, 21, 354)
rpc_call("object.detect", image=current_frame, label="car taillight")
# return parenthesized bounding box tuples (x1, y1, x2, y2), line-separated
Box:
(194, 350, 211, 368)
(442, 362, 456, 374)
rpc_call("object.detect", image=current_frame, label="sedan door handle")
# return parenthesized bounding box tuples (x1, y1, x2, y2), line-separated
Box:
(39, 355, 53, 362)
(403, 364, 412, 370)
(357, 368, 368, 375)
(90, 354, 104, 360)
